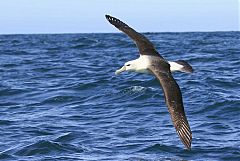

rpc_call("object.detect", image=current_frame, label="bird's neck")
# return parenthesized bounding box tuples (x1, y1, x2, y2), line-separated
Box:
(130, 56, 152, 74)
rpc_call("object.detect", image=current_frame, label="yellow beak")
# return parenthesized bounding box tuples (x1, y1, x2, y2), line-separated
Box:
(115, 66, 126, 75)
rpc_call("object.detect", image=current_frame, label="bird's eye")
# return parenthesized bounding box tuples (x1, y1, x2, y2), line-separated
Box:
(126, 64, 130, 66)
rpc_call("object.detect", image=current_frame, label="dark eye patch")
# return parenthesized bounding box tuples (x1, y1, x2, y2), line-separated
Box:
(126, 64, 130, 66)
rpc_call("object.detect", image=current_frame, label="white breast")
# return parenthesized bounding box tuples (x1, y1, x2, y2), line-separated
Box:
(133, 55, 152, 74)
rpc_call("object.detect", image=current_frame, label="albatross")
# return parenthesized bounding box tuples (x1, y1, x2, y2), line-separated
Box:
(105, 15, 193, 149)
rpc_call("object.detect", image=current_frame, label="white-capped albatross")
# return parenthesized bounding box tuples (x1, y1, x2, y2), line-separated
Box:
(105, 15, 193, 149)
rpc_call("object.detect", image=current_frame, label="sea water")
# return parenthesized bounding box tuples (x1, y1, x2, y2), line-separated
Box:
(0, 32, 239, 160)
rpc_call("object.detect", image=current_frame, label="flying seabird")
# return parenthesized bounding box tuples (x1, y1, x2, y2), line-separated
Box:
(105, 15, 193, 149)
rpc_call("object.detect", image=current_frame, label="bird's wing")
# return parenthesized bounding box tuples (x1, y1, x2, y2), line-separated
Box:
(148, 60, 192, 149)
(105, 15, 163, 58)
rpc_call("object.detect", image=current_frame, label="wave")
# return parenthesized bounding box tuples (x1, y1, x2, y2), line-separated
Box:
(0, 32, 239, 160)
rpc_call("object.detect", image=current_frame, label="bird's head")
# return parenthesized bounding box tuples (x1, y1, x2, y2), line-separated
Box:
(115, 60, 136, 75)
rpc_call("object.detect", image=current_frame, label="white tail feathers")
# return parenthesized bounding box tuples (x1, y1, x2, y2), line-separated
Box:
(169, 60, 193, 73)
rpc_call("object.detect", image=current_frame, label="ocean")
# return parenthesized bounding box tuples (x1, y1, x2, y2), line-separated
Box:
(0, 32, 239, 161)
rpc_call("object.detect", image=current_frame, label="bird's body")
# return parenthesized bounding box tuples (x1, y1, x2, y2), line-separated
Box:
(116, 55, 189, 75)
(105, 15, 193, 149)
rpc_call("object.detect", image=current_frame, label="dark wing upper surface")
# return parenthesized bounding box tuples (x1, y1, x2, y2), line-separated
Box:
(148, 59, 192, 149)
(105, 15, 163, 58)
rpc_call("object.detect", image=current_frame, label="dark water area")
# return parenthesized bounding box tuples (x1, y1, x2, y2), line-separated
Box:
(0, 32, 239, 160)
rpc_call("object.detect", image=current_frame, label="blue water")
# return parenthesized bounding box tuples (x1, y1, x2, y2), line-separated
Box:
(0, 32, 239, 161)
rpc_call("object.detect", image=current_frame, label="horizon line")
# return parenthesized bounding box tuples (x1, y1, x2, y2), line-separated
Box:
(0, 30, 239, 36)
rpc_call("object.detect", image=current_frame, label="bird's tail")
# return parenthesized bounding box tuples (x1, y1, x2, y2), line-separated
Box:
(169, 60, 193, 73)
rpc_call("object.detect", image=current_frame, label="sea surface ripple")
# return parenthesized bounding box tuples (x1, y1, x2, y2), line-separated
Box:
(0, 32, 239, 161)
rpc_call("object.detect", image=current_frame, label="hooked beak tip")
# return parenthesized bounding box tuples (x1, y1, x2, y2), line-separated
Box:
(115, 66, 126, 75)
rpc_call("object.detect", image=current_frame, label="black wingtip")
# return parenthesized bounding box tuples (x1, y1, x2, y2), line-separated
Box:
(105, 14, 110, 19)
(175, 120, 192, 150)
(186, 143, 192, 150)
(180, 136, 192, 150)
(105, 14, 114, 22)
(105, 15, 128, 29)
